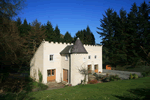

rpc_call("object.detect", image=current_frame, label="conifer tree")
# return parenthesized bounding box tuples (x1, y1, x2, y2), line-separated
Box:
(64, 31, 72, 43)
(19, 19, 31, 37)
(54, 25, 61, 42)
(45, 21, 55, 42)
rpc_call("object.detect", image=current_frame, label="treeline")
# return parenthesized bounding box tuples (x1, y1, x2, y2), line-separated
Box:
(97, 1, 150, 67)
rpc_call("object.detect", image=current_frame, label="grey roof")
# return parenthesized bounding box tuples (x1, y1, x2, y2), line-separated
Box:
(60, 38, 88, 54)
(60, 45, 73, 54)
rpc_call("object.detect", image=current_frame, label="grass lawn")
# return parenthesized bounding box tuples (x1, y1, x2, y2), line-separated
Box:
(10, 76, 150, 100)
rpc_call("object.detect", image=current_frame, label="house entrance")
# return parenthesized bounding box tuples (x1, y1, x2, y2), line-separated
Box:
(94, 65, 98, 73)
(47, 69, 56, 82)
(63, 69, 68, 82)
(88, 65, 92, 73)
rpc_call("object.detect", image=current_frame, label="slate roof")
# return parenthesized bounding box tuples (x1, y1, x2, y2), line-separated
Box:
(60, 45, 73, 54)
(60, 38, 88, 54)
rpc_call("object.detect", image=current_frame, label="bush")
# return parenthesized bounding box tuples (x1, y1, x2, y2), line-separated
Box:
(132, 74, 138, 79)
(103, 77, 110, 82)
(129, 73, 133, 79)
(109, 75, 115, 81)
(38, 83, 48, 91)
(38, 70, 43, 83)
(88, 80, 98, 84)
(141, 70, 150, 77)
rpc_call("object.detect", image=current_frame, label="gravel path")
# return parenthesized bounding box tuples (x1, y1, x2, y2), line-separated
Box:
(102, 69, 143, 80)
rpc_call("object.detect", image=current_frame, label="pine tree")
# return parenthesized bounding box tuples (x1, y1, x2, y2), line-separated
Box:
(136, 1, 150, 66)
(64, 31, 72, 43)
(19, 19, 31, 37)
(45, 21, 55, 42)
(97, 8, 118, 65)
(126, 2, 142, 66)
(54, 25, 61, 42)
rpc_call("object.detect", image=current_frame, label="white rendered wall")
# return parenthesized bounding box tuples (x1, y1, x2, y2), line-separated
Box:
(30, 41, 44, 82)
(42, 41, 73, 84)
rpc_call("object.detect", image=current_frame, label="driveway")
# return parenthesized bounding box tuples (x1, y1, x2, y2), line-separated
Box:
(102, 69, 143, 80)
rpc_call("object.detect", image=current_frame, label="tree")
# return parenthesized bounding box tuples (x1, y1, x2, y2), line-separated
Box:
(45, 21, 55, 42)
(0, 0, 26, 20)
(54, 25, 61, 42)
(19, 19, 31, 37)
(64, 31, 72, 43)
(84, 26, 95, 45)
(136, 1, 150, 66)
(78, 63, 89, 85)
(97, 8, 119, 66)
(16, 17, 22, 26)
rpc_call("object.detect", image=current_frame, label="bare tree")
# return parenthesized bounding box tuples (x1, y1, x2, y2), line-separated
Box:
(78, 62, 89, 85)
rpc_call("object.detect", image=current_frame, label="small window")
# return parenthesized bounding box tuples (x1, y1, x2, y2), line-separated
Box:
(65, 55, 68, 60)
(88, 55, 91, 59)
(50, 55, 53, 61)
(52, 69, 55, 75)
(95, 55, 97, 59)
(47, 70, 51, 76)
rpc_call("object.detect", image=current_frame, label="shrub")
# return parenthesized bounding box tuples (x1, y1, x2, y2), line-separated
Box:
(109, 75, 115, 81)
(129, 73, 133, 79)
(38, 83, 48, 91)
(88, 80, 98, 84)
(132, 74, 138, 79)
(141, 70, 150, 77)
(114, 74, 119, 79)
(38, 70, 43, 83)
(103, 77, 110, 82)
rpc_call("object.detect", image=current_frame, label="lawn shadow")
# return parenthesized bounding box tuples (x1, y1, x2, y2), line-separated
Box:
(113, 88, 150, 100)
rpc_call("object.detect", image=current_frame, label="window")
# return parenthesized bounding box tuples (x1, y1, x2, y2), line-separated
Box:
(47, 70, 51, 76)
(88, 55, 91, 59)
(50, 55, 53, 61)
(47, 69, 55, 76)
(52, 69, 55, 75)
(95, 55, 97, 59)
(65, 55, 68, 60)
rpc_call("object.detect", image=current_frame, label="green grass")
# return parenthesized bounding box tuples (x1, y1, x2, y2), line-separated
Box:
(3, 76, 149, 100)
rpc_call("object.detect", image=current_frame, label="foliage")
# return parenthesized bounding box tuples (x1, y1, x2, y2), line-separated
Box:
(74, 26, 95, 45)
(63, 31, 73, 43)
(97, 1, 150, 67)
(132, 73, 138, 79)
(129, 73, 133, 79)
(141, 70, 150, 77)
(38, 70, 43, 83)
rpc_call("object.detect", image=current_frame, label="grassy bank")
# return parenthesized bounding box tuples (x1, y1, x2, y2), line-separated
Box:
(3, 76, 149, 100)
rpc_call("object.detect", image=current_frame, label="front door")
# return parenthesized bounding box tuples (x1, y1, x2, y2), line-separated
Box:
(63, 69, 68, 82)
(47, 69, 56, 82)
(88, 65, 92, 73)
(94, 65, 98, 73)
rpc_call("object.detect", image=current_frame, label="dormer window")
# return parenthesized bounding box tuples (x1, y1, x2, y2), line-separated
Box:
(95, 55, 97, 59)
(65, 55, 68, 61)
(50, 55, 53, 61)
(88, 55, 91, 59)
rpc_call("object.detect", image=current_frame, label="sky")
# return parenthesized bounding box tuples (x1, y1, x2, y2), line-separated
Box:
(16, 0, 149, 44)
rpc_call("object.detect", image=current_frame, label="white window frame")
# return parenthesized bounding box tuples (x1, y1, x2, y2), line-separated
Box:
(65, 55, 68, 61)
(49, 54, 54, 61)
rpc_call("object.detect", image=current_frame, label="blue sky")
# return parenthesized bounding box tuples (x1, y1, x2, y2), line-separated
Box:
(16, 0, 149, 44)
